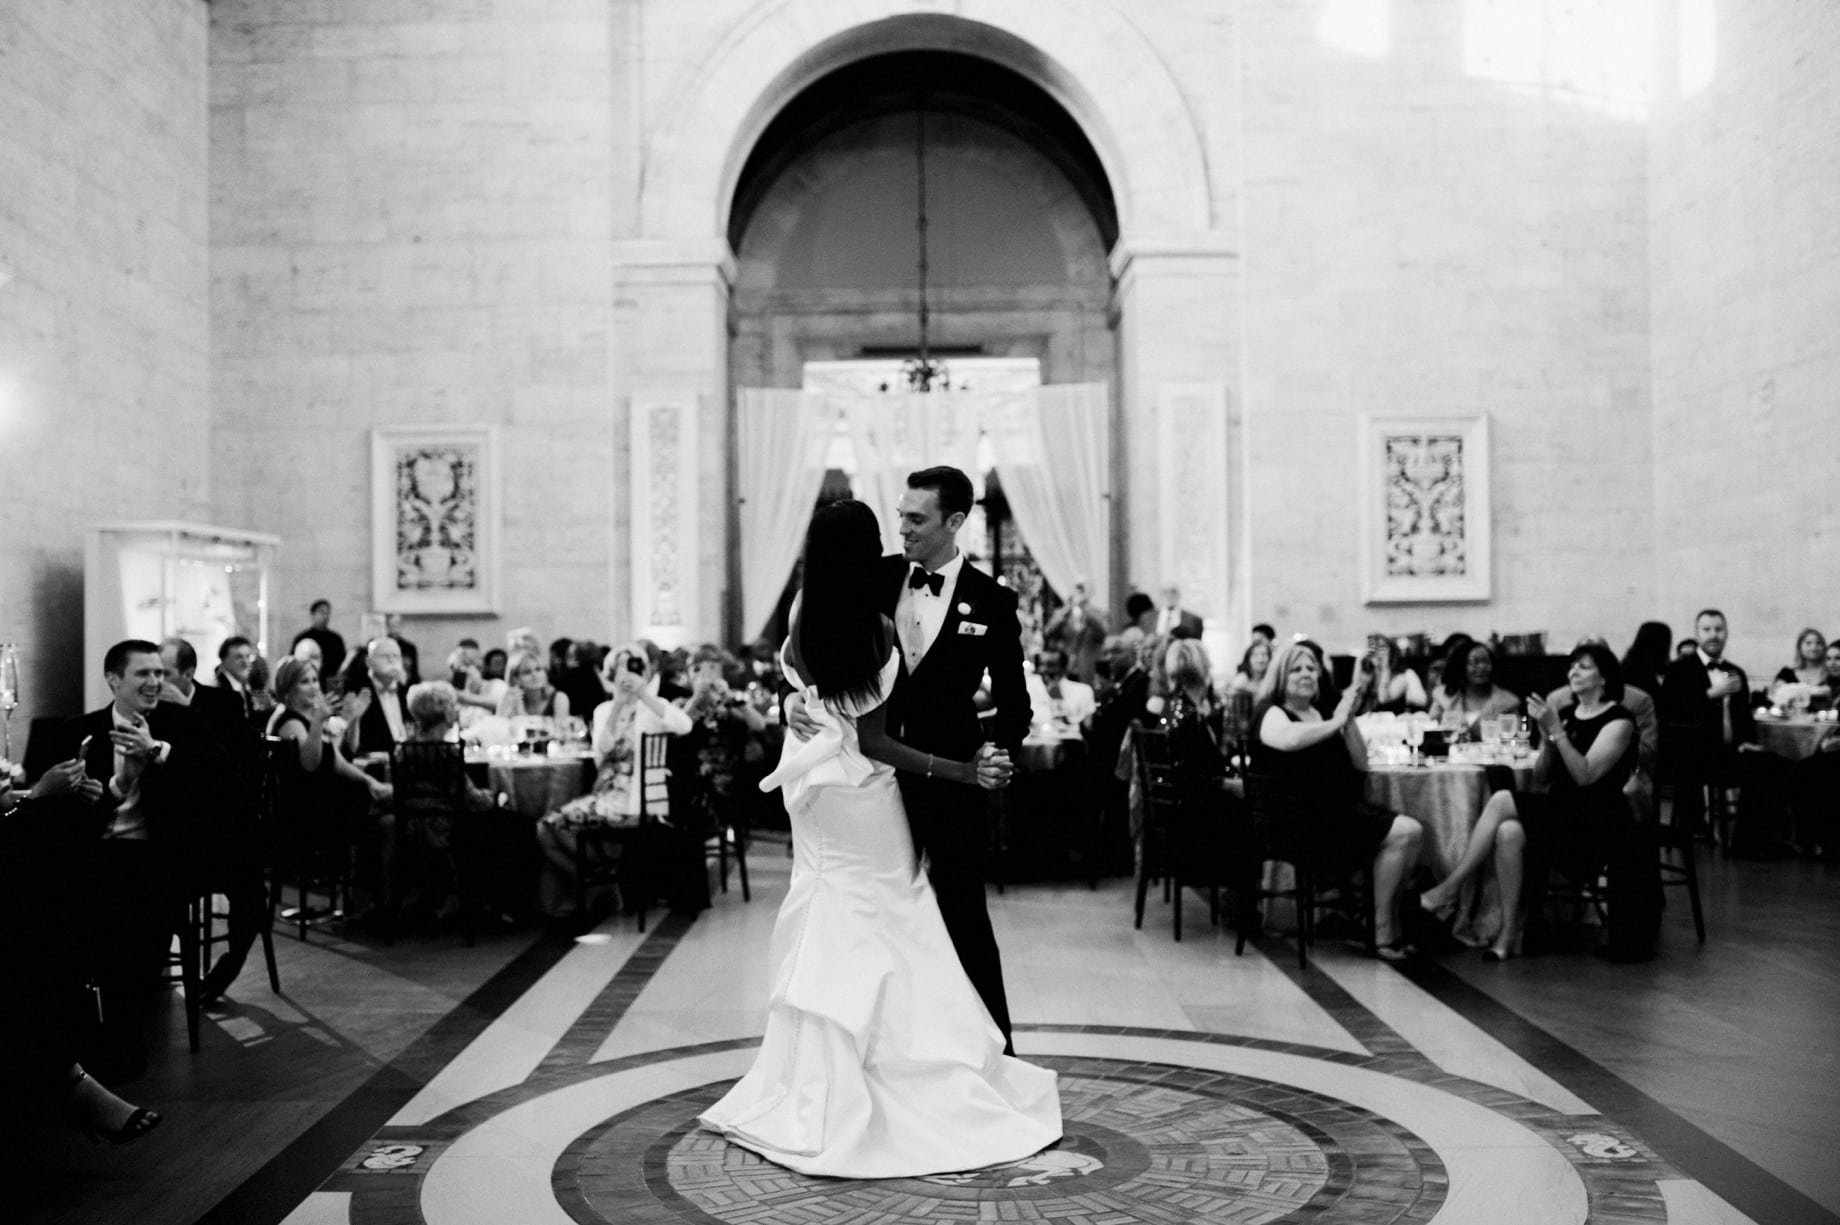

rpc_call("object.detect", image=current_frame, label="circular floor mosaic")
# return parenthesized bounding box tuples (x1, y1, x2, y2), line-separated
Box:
(553, 1055, 1446, 1225)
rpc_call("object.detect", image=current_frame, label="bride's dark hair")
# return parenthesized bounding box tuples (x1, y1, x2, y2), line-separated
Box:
(797, 499, 890, 709)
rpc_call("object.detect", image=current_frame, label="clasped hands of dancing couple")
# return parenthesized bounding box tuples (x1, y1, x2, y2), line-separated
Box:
(697, 468, 1063, 1179)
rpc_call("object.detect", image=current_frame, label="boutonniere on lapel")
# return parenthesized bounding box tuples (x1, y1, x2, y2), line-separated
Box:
(955, 602, 988, 636)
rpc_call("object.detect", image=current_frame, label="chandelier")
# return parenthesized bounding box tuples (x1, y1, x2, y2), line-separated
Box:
(901, 98, 950, 393)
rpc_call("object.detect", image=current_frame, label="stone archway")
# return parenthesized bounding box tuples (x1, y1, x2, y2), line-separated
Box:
(641, 1, 1211, 244)
(615, 2, 1239, 650)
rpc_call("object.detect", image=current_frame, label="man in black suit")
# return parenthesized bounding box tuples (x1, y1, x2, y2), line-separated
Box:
(1661, 608, 1787, 855)
(345, 635, 409, 758)
(50, 640, 220, 1076)
(788, 466, 1027, 1051)
(291, 599, 347, 677)
(160, 637, 268, 1002)
(1153, 584, 1205, 640)
(213, 635, 265, 729)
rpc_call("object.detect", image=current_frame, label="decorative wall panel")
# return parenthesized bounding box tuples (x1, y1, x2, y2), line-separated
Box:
(630, 393, 700, 647)
(370, 426, 499, 614)
(1360, 414, 1491, 603)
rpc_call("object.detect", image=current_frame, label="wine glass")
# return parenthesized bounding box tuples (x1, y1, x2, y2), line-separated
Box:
(0, 643, 19, 764)
(1403, 713, 1426, 767)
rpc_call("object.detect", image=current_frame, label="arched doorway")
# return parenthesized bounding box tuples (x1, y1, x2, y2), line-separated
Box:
(725, 50, 1118, 644)
(614, 5, 1236, 652)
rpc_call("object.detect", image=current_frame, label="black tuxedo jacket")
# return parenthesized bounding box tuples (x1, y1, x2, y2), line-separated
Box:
(352, 678, 405, 756)
(880, 555, 1031, 760)
(46, 703, 222, 876)
(1661, 654, 1756, 751)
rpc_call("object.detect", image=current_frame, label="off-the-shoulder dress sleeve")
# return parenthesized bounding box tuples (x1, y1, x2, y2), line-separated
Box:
(759, 646, 902, 802)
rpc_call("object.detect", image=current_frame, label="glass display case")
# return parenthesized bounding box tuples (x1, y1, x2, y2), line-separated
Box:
(84, 521, 281, 709)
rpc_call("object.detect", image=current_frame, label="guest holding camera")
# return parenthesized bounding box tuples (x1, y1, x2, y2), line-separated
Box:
(534, 645, 692, 918)
(1252, 644, 1424, 960)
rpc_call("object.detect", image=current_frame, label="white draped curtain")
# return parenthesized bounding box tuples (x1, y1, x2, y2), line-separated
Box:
(982, 383, 1111, 611)
(736, 382, 1111, 624)
(843, 392, 982, 554)
(737, 389, 834, 638)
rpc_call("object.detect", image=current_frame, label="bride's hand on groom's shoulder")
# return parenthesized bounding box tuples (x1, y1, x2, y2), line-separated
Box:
(785, 693, 821, 742)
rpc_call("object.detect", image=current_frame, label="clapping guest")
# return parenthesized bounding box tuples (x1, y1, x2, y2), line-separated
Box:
(1252, 644, 1424, 960)
(268, 656, 392, 911)
(1420, 642, 1656, 961)
(494, 648, 570, 723)
(534, 645, 692, 917)
(1428, 639, 1521, 733)
(1771, 628, 1831, 703)
(345, 636, 411, 757)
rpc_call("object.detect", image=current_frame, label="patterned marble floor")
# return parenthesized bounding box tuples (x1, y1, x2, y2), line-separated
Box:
(232, 852, 1810, 1225)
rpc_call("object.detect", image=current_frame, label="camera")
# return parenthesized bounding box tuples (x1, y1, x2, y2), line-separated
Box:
(625, 655, 647, 676)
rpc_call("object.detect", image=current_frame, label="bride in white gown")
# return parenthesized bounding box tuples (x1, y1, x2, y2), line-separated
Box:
(698, 500, 1061, 1179)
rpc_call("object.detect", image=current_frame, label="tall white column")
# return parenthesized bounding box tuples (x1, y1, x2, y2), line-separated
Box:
(1109, 234, 1244, 653)
(611, 240, 734, 647)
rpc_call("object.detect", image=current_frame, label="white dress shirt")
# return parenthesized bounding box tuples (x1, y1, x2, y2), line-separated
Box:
(1156, 606, 1183, 636)
(105, 707, 170, 839)
(894, 550, 966, 672)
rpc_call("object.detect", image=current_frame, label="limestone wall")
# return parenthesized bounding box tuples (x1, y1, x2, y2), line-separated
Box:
(0, 0, 209, 726)
(1232, 0, 1655, 657)
(1650, 0, 1840, 668)
(208, 0, 621, 665)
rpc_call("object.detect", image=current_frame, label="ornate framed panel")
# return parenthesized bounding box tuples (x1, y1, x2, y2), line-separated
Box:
(629, 392, 700, 648)
(370, 426, 500, 614)
(1360, 413, 1491, 604)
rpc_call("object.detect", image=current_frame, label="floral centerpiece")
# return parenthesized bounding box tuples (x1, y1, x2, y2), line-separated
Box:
(1770, 682, 1815, 715)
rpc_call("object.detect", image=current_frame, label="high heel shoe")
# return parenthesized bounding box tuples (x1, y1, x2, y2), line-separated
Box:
(1482, 933, 1523, 963)
(68, 1070, 163, 1147)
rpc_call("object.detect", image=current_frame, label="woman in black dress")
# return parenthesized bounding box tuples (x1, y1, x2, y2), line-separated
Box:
(1419, 641, 1656, 961)
(1252, 643, 1424, 960)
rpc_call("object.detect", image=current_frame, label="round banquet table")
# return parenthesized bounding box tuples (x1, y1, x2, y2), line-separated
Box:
(466, 748, 596, 816)
(1754, 716, 1836, 761)
(1364, 760, 1534, 948)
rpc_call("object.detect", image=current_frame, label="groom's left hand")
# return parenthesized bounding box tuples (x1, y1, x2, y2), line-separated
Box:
(974, 744, 1014, 790)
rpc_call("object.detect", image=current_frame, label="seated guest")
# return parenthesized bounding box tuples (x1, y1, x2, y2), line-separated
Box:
(448, 642, 498, 714)
(1770, 627, 1831, 704)
(1619, 620, 1674, 702)
(1125, 591, 1156, 636)
(343, 636, 410, 758)
(669, 646, 768, 912)
(1, 756, 163, 1143)
(212, 635, 264, 726)
(1675, 637, 1698, 660)
(393, 682, 500, 922)
(157, 637, 269, 1004)
(1420, 642, 1658, 962)
(1425, 632, 1474, 696)
(1160, 639, 1227, 790)
(534, 645, 692, 917)
(1429, 639, 1521, 732)
(1367, 635, 1429, 713)
(560, 639, 609, 721)
(1027, 648, 1096, 735)
(1252, 644, 1424, 960)
(1226, 638, 1271, 698)
(1661, 608, 1786, 855)
(51, 641, 224, 1076)
(479, 648, 509, 701)
(269, 656, 393, 911)
(1548, 635, 1659, 806)
(494, 648, 571, 724)
(1043, 580, 1108, 682)
(1295, 638, 1343, 717)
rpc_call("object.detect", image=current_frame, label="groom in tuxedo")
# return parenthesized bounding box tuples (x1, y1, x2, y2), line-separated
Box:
(789, 466, 1030, 1051)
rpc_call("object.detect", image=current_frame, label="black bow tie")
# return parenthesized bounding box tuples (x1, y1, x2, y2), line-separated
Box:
(908, 567, 945, 596)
